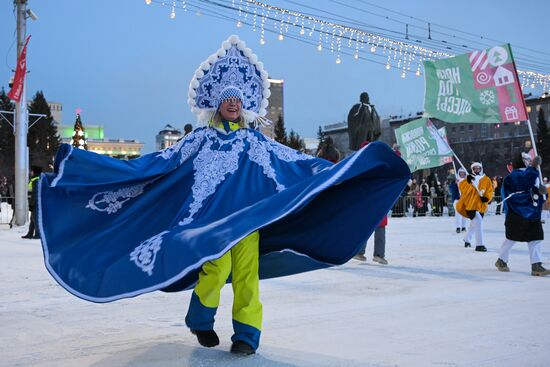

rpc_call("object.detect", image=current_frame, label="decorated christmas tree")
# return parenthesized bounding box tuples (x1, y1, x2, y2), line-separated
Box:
(72, 110, 87, 150)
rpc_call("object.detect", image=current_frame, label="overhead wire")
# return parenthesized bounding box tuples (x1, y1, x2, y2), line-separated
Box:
(270, 0, 550, 72)
(149, 0, 550, 86)
(275, 0, 550, 71)
(347, 0, 550, 59)
(323, 0, 550, 70)
(155, 0, 416, 73)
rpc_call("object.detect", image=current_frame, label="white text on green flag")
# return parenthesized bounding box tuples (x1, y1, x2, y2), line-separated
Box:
(395, 118, 454, 172)
(423, 44, 527, 123)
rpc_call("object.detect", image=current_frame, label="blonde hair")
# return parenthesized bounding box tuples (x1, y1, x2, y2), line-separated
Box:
(210, 111, 246, 128)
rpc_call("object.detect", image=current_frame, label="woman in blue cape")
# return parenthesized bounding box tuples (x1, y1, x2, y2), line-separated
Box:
(495, 153, 549, 276)
(38, 35, 410, 355)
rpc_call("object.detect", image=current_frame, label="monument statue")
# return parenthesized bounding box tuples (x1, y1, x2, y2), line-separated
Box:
(347, 92, 381, 151)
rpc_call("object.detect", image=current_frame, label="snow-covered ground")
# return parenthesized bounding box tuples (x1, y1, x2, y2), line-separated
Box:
(1, 215, 549, 367)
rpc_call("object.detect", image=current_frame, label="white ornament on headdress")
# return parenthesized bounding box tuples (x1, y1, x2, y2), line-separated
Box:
(188, 35, 271, 128)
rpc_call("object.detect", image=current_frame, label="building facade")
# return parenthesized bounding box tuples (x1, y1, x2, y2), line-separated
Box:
(322, 94, 549, 178)
(322, 121, 351, 157)
(322, 116, 394, 160)
(86, 138, 144, 159)
(262, 78, 284, 138)
(58, 124, 143, 159)
(155, 124, 183, 151)
(49, 102, 144, 159)
(47, 101, 63, 124)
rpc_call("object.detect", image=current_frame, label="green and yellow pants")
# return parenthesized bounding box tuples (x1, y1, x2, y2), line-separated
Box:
(185, 231, 262, 349)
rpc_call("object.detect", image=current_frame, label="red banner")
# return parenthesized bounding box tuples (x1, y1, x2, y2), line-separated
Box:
(8, 36, 31, 103)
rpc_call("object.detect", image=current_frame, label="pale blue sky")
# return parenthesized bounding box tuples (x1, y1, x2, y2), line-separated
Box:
(1, 0, 549, 152)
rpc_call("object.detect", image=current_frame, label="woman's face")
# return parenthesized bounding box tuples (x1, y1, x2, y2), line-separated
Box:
(219, 99, 242, 121)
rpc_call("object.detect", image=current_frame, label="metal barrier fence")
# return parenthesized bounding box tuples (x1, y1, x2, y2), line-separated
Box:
(389, 195, 504, 217)
(0, 195, 506, 226)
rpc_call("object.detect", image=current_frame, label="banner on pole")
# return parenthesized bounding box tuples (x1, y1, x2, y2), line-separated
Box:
(423, 44, 527, 123)
(8, 35, 31, 103)
(394, 118, 454, 172)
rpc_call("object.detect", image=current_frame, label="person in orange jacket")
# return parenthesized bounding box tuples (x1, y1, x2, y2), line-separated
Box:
(456, 162, 494, 252)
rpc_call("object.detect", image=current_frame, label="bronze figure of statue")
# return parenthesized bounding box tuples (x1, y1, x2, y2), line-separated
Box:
(347, 92, 381, 151)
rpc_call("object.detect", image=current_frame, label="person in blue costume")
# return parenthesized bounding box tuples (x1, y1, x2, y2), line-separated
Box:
(495, 153, 549, 276)
(185, 86, 263, 355)
(37, 35, 411, 356)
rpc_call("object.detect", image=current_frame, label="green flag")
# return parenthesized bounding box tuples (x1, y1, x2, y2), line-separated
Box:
(423, 44, 528, 123)
(395, 118, 454, 172)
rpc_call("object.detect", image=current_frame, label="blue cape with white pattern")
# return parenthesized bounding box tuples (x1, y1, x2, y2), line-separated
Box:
(502, 167, 544, 220)
(38, 128, 410, 303)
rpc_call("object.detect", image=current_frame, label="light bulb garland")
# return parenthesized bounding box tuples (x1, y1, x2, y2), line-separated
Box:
(259, 6, 266, 45)
(252, 6, 257, 31)
(148, 0, 550, 92)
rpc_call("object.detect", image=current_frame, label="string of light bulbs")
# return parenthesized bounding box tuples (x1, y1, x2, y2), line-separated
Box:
(326, 0, 550, 72)
(144, 0, 550, 92)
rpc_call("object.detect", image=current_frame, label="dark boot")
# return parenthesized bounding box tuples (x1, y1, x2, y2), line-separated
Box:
(461, 227, 466, 232)
(230, 340, 256, 355)
(21, 234, 33, 239)
(464, 242, 471, 248)
(495, 258, 510, 272)
(191, 329, 219, 347)
(456, 228, 461, 234)
(531, 262, 550, 276)
(475, 245, 487, 252)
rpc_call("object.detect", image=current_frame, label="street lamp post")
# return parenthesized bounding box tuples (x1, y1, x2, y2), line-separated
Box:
(14, 0, 29, 226)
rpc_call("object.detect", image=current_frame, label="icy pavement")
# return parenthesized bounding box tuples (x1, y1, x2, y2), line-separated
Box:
(1, 215, 549, 367)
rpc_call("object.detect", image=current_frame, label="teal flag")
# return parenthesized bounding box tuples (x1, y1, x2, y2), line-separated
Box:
(423, 44, 527, 123)
(395, 118, 453, 172)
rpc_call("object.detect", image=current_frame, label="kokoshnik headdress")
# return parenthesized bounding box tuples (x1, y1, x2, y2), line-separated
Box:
(188, 34, 271, 127)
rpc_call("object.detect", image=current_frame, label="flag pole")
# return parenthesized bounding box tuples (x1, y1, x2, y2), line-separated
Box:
(439, 133, 467, 173)
(427, 119, 468, 172)
(450, 150, 467, 173)
(431, 122, 487, 195)
(452, 159, 457, 175)
(526, 119, 539, 156)
(525, 119, 544, 180)
(509, 43, 544, 181)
